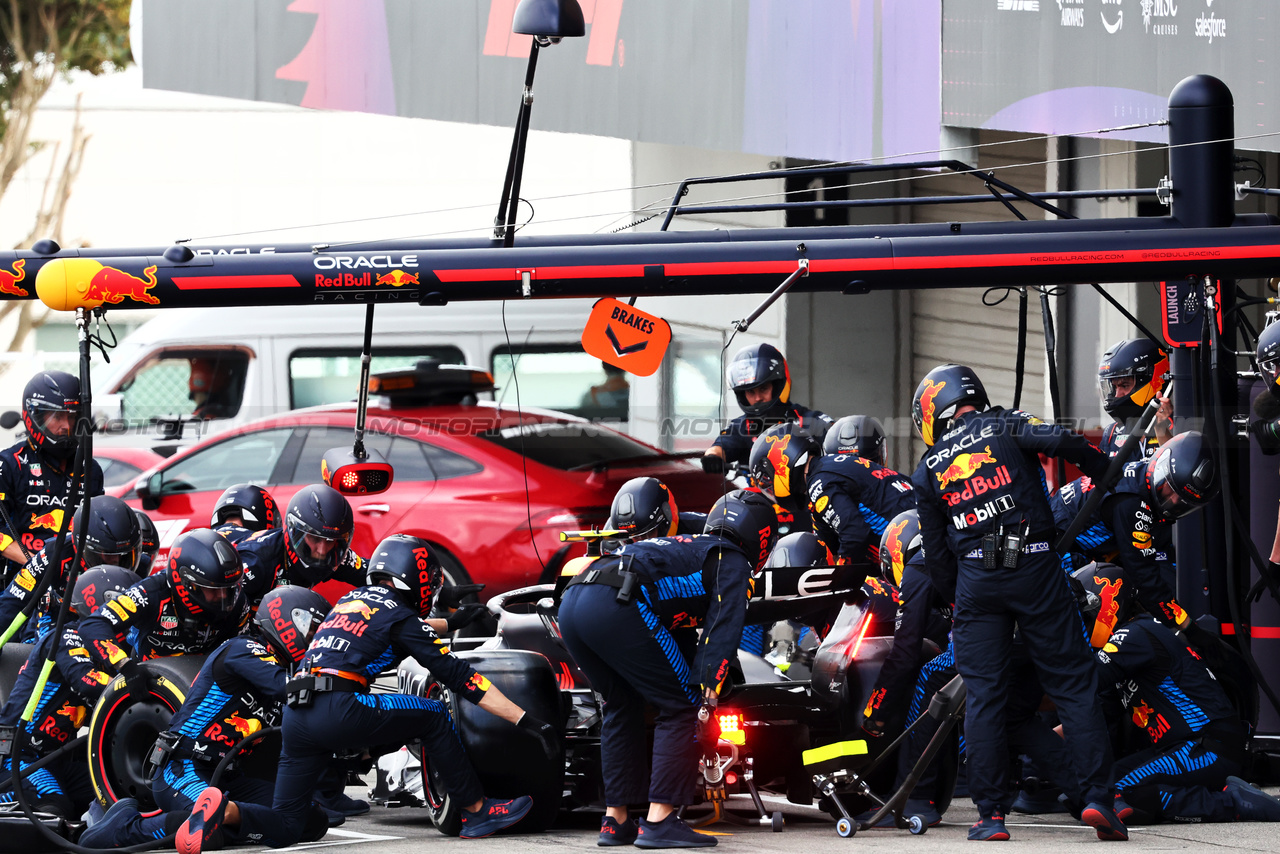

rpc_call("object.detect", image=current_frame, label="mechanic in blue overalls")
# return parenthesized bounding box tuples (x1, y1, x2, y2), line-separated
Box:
(700, 344, 830, 474)
(210, 483, 281, 546)
(0, 370, 104, 581)
(1096, 339, 1174, 459)
(80, 585, 335, 851)
(1075, 563, 1280, 824)
(0, 568, 134, 820)
(911, 363, 1125, 842)
(235, 484, 366, 607)
(173, 534, 546, 851)
(1052, 431, 1216, 627)
(0, 496, 141, 640)
(747, 418, 912, 642)
(558, 489, 778, 849)
(78, 528, 251, 683)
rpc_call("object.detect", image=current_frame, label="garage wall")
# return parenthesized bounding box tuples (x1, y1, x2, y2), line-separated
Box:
(908, 131, 1050, 459)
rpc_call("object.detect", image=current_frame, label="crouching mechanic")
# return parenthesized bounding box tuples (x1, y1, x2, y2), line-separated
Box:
(1053, 431, 1217, 627)
(80, 586, 333, 851)
(1075, 563, 1280, 823)
(175, 534, 555, 852)
(79, 528, 250, 687)
(237, 484, 364, 606)
(211, 483, 280, 547)
(558, 489, 778, 849)
(0, 568, 135, 818)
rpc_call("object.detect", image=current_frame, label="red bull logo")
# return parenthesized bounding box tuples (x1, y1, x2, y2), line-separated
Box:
(763, 434, 792, 498)
(224, 713, 262, 738)
(374, 269, 419, 286)
(917, 380, 945, 445)
(1090, 576, 1124, 648)
(883, 518, 908, 583)
(332, 599, 375, 620)
(936, 446, 997, 489)
(0, 259, 27, 296)
(82, 263, 161, 305)
(55, 702, 87, 729)
(1131, 700, 1154, 729)
(29, 508, 64, 531)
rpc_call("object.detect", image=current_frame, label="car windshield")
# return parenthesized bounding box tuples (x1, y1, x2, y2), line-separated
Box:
(477, 421, 657, 470)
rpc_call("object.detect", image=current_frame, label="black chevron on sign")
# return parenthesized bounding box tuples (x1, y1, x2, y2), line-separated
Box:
(606, 324, 649, 356)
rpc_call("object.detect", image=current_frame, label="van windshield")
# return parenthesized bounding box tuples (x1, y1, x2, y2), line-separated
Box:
(477, 421, 656, 470)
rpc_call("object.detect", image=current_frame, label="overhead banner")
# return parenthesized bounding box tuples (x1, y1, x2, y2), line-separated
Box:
(941, 0, 1280, 150)
(139, 0, 942, 165)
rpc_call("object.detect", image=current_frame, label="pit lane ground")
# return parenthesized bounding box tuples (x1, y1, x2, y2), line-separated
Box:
(285, 786, 1278, 853)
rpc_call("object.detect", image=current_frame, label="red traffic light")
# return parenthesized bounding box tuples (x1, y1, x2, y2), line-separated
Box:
(320, 446, 395, 496)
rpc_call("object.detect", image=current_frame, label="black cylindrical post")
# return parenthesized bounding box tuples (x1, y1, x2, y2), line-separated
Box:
(1166, 75, 1236, 623)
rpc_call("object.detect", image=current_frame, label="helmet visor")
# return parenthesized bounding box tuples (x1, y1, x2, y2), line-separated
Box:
(83, 545, 139, 573)
(727, 353, 763, 390)
(188, 577, 240, 614)
(1154, 479, 1187, 518)
(1261, 353, 1280, 388)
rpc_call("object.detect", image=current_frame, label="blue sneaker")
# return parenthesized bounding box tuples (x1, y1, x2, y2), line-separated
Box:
(459, 796, 533, 839)
(904, 798, 943, 827)
(81, 798, 143, 847)
(1011, 789, 1068, 814)
(634, 813, 717, 848)
(177, 787, 228, 854)
(968, 812, 1010, 841)
(598, 815, 639, 846)
(1226, 777, 1280, 821)
(313, 790, 370, 817)
(1081, 801, 1128, 841)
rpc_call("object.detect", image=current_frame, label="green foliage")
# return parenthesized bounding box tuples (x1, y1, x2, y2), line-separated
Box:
(0, 0, 133, 123)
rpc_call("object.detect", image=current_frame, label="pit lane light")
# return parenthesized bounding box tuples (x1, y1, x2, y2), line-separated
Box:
(321, 446, 395, 496)
(717, 712, 746, 746)
(368, 360, 496, 408)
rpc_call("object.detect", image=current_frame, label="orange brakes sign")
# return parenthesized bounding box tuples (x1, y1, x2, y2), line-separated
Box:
(581, 298, 671, 377)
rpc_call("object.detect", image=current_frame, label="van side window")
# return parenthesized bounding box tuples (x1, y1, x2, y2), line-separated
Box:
(289, 348, 465, 409)
(116, 350, 249, 426)
(492, 346, 629, 423)
(288, 426, 438, 484)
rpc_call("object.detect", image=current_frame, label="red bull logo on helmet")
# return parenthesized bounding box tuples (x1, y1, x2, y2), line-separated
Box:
(763, 434, 793, 498)
(883, 518, 909, 584)
(0, 259, 27, 297)
(1090, 576, 1124, 648)
(916, 380, 945, 445)
(936, 446, 997, 490)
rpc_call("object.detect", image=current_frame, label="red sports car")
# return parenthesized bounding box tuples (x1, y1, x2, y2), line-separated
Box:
(113, 401, 726, 594)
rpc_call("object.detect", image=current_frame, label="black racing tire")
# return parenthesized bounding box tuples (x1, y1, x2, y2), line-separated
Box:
(420, 682, 464, 837)
(0, 642, 33, 708)
(410, 650, 564, 832)
(87, 654, 207, 809)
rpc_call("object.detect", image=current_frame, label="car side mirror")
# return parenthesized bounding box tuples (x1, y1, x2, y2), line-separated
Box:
(136, 470, 164, 512)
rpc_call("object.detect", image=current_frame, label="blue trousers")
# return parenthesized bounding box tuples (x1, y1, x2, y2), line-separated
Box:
(952, 555, 1112, 815)
(0, 754, 93, 818)
(1113, 738, 1240, 822)
(261, 690, 481, 847)
(152, 758, 277, 844)
(560, 583, 703, 806)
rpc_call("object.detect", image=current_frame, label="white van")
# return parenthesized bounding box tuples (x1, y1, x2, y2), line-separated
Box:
(91, 300, 624, 454)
